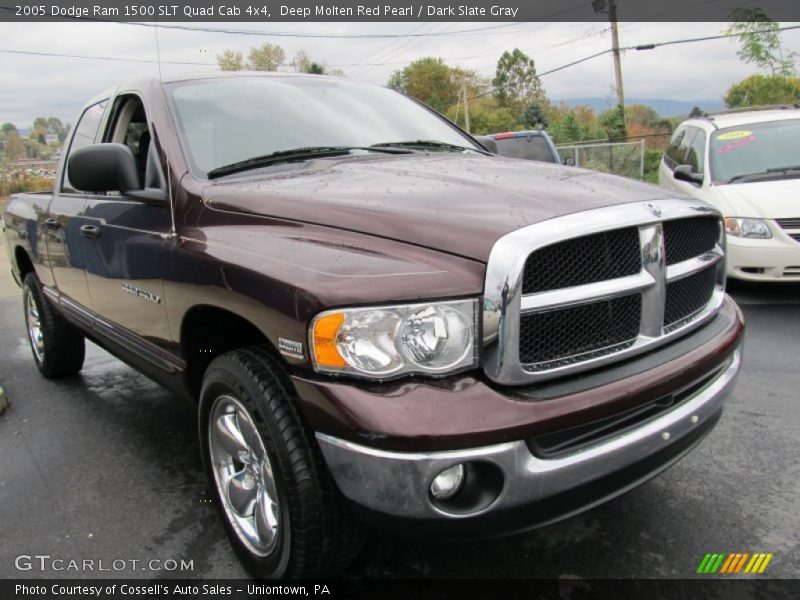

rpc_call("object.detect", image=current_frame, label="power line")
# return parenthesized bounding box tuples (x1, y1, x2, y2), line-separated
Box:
(629, 24, 800, 51)
(453, 23, 800, 109)
(0, 47, 215, 65)
(4, 23, 799, 85)
(346, 21, 444, 78)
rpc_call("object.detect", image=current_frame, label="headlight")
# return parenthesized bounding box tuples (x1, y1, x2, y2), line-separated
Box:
(310, 299, 478, 379)
(724, 217, 772, 239)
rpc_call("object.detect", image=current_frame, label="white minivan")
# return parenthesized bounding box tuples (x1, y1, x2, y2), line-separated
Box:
(659, 107, 800, 281)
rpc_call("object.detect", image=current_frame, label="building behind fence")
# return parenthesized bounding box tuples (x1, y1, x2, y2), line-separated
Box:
(557, 139, 647, 180)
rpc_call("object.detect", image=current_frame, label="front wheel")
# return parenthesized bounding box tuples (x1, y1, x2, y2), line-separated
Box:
(199, 347, 363, 578)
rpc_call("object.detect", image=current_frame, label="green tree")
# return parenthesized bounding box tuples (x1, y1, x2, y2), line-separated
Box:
(689, 105, 704, 117)
(46, 117, 67, 142)
(725, 9, 796, 76)
(4, 133, 26, 161)
(643, 149, 664, 183)
(217, 49, 244, 71)
(452, 97, 517, 134)
(625, 104, 660, 128)
(388, 57, 485, 114)
(598, 105, 627, 140)
(493, 49, 543, 111)
(247, 43, 285, 71)
(1, 123, 18, 135)
(293, 51, 328, 75)
(216, 44, 285, 71)
(549, 113, 583, 144)
(724, 73, 800, 107)
(520, 100, 549, 129)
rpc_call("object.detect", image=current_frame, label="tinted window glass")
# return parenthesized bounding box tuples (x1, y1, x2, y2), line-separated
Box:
(494, 135, 556, 162)
(685, 127, 706, 174)
(675, 127, 696, 166)
(664, 128, 686, 167)
(62, 101, 107, 193)
(167, 77, 480, 175)
(710, 118, 800, 183)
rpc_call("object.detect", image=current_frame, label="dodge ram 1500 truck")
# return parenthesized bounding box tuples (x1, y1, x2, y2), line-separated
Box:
(3, 73, 744, 578)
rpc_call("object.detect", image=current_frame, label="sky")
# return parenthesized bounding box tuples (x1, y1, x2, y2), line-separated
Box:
(1, 20, 799, 127)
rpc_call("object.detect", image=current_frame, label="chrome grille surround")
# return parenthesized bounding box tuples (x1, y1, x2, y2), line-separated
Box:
(482, 199, 726, 385)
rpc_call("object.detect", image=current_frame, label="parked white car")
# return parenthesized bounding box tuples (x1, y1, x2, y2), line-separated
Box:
(659, 107, 800, 281)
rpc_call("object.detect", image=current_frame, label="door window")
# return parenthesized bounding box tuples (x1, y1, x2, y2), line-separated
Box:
(61, 101, 107, 193)
(664, 128, 686, 169)
(685, 127, 707, 175)
(105, 95, 157, 192)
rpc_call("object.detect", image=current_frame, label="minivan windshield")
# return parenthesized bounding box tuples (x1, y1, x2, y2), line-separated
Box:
(710, 118, 800, 184)
(167, 76, 481, 175)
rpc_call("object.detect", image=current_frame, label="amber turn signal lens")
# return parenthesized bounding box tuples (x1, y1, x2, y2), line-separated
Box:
(312, 312, 347, 368)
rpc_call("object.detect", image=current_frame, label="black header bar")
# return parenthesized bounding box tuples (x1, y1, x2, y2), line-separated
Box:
(1, 0, 799, 23)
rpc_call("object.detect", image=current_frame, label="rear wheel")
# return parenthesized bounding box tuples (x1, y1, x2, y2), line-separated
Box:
(199, 346, 363, 578)
(22, 273, 85, 378)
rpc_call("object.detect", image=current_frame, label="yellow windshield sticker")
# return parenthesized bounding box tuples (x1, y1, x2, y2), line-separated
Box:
(717, 130, 753, 141)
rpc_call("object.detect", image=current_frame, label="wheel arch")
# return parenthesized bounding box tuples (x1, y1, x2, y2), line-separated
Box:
(14, 245, 35, 280)
(179, 304, 286, 400)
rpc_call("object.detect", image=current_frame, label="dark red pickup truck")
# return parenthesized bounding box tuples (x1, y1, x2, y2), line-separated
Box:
(2, 73, 743, 578)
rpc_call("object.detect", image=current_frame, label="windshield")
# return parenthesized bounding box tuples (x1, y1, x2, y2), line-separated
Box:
(710, 118, 800, 183)
(167, 76, 480, 175)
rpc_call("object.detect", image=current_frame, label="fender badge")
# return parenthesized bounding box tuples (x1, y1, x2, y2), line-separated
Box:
(121, 282, 161, 304)
(278, 338, 304, 359)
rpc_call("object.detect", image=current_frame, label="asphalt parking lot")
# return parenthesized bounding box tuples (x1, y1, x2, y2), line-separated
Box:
(0, 274, 798, 579)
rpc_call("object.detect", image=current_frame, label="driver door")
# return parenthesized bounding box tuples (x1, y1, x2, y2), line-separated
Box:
(81, 94, 173, 350)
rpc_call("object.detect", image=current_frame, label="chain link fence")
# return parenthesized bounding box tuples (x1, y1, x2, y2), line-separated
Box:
(557, 139, 646, 180)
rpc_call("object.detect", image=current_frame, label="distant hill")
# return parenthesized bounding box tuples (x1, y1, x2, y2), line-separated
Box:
(557, 97, 725, 117)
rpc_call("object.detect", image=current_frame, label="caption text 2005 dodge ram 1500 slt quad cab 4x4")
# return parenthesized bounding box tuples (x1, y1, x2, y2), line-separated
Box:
(3, 73, 743, 578)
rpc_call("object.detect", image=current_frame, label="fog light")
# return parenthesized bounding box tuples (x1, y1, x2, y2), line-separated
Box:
(430, 464, 465, 500)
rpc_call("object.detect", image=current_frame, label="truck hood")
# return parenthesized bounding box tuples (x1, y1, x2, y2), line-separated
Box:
(710, 178, 800, 220)
(203, 153, 674, 262)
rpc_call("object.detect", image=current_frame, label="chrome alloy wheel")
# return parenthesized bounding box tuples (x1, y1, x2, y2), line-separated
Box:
(208, 395, 281, 556)
(26, 292, 44, 362)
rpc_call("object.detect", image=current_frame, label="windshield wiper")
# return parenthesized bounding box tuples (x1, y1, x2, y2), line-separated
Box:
(207, 145, 412, 178)
(726, 164, 800, 184)
(372, 140, 483, 153)
(766, 164, 800, 173)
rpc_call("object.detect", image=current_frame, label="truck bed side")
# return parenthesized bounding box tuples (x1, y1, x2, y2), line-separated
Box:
(3, 191, 54, 288)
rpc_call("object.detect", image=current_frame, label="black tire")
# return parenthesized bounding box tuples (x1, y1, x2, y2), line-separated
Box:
(22, 272, 85, 378)
(199, 346, 363, 578)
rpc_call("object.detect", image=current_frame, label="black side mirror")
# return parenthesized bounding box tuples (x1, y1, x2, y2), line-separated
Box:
(673, 164, 704, 185)
(563, 156, 576, 166)
(68, 143, 166, 202)
(68, 143, 141, 193)
(474, 136, 498, 154)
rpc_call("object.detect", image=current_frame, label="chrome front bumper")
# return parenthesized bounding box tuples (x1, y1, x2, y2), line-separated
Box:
(316, 349, 741, 521)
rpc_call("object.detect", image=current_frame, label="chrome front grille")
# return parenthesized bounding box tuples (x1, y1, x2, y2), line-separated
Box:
(776, 218, 800, 243)
(776, 218, 800, 229)
(482, 200, 726, 385)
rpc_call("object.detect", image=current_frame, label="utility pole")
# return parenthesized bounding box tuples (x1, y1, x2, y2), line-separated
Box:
(462, 79, 471, 133)
(608, 0, 624, 107)
(594, 0, 624, 108)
